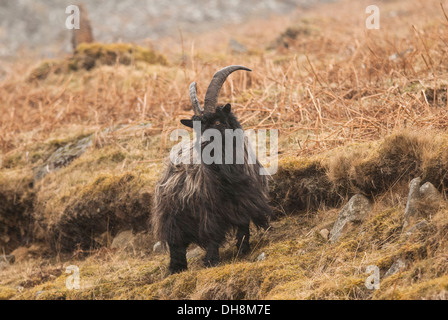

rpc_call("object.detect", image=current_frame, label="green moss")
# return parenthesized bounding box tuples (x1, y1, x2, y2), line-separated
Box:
(270, 156, 342, 213)
(72, 43, 168, 70)
(27, 59, 62, 81)
(0, 287, 17, 300)
(359, 208, 402, 245)
(376, 275, 448, 300)
(0, 168, 35, 253)
(1, 153, 22, 169)
(351, 132, 428, 195)
(46, 171, 151, 251)
(260, 267, 304, 297)
(28, 42, 168, 81)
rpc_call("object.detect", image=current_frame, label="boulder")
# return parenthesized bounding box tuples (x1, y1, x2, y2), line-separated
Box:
(384, 258, 406, 278)
(111, 230, 134, 250)
(405, 220, 429, 237)
(403, 177, 422, 229)
(403, 179, 446, 230)
(329, 194, 372, 242)
(153, 241, 164, 254)
(319, 229, 329, 240)
(110, 230, 152, 253)
(186, 247, 203, 260)
(228, 38, 248, 54)
(419, 182, 442, 202)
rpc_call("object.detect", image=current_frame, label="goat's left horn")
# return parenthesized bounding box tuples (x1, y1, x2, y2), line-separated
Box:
(203, 65, 252, 113)
(189, 82, 203, 115)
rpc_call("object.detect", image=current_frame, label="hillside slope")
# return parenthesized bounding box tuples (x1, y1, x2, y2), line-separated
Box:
(1, 0, 448, 300)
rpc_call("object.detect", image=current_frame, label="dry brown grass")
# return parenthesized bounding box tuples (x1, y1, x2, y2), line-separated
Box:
(1, 0, 447, 157)
(1, 0, 448, 300)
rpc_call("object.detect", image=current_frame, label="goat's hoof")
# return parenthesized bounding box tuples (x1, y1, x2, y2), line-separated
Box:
(169, 264, 187, 274)
(203, 258, 219, 268)
(237, 244, 250, 255)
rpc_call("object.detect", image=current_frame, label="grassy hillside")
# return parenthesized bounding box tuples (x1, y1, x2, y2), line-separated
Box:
(1, 0, 448, 299)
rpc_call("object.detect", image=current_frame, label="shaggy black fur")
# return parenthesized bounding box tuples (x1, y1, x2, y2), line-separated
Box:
(152, 104, 272, 273)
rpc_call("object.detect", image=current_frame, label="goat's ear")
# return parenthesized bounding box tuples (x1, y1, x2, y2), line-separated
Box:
(180, 119, 194, 128)
(223, 103, 231, 114)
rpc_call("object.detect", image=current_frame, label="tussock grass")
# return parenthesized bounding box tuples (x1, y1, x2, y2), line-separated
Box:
(1, 0, 448, 299)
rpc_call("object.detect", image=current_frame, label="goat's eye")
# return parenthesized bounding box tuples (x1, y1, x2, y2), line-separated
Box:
(215, 120, 221, 126)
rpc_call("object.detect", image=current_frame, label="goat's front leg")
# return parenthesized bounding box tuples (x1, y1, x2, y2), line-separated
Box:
(203, 241, 220, 267)
(236, 223, 250, 255)
(169, 242, 188, 274)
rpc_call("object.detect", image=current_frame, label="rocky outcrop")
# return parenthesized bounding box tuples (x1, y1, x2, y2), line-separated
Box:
(329, 194, 372, 242)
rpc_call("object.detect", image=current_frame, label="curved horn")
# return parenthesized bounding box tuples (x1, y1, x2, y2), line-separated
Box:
(189, 82, 203, 115)
(203, 65, 252, 113)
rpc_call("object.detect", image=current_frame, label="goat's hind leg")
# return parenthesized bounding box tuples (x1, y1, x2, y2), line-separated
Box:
(168, 242, 188, 274)
(203, 241, 220, 267)
(236, 223, 250, 255)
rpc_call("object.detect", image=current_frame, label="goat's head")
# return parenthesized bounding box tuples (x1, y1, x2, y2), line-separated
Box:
(180, 65, 251, 134)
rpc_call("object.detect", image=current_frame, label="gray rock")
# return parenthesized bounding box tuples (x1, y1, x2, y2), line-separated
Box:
(33, 122, 152, 180)
(406, 220, 429, 237)
(131, 232, 152, 252)
(403, 177, 422, 230)
(0, 254, 15, 264)
(186, 246, 203, 260)
(228, 38, 248, 54)
(33, 135, 93, 180)
(420, 182, 444, 204)
(329, 194, 372, 242)
(257, 252, 266, 261)
(110, 230, 134, 250)
(388, 48, 413, 62)
(384, 258, 406, 278)
(153, 241, 164, 254)
(319, 229, 329, 240)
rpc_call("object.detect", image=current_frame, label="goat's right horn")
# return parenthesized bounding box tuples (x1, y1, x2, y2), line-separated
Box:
(189, 82, 203, 115)
(203, 65, 252, 113)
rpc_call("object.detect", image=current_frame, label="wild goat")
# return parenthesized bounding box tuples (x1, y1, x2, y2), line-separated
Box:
(152, 65, 272, 273)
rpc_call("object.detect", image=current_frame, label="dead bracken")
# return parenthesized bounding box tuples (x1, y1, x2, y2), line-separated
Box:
(1, 0, 448, 300)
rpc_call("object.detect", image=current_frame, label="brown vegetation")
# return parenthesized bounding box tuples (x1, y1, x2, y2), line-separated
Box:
(1, 0, 448, 300)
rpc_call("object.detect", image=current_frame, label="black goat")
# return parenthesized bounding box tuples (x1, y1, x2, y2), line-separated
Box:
(152, 66, 272, 273)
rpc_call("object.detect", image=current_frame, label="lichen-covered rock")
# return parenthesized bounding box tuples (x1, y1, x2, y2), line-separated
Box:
(403, 177, 422, 229)
(186, 247, 203, 260)
(33, 123, 151, 181)
(33, 135, 93, 180)
(111, 230, 134, 250)
(319, 229, 329, 240)
(110, 230, 152, 253)
(403, 179, 445, 230)
(405, 220, 429, 237)
(384, 258, 406, 278)
(228, 39, 248, 54)
(420, 182, 444, 204)
(153, 241, 164, 254)
(329, 194, 372, 242)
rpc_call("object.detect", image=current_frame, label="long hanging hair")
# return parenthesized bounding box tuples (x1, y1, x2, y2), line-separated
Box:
(152, 66, 272, 247)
